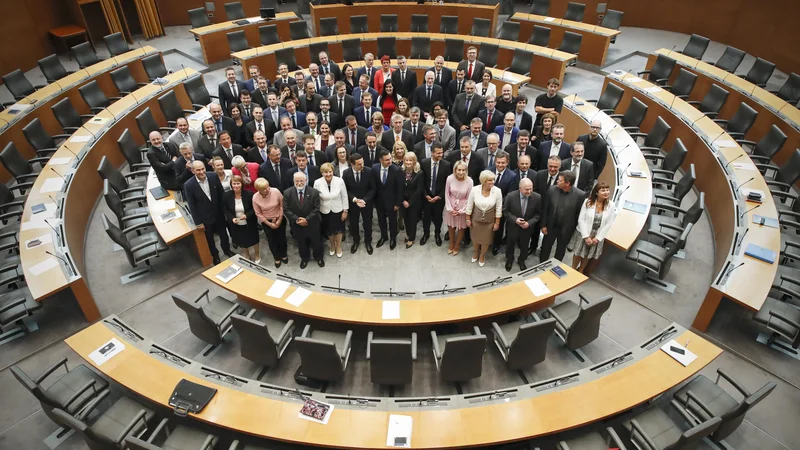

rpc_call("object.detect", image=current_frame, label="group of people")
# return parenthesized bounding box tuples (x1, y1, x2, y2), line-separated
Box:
(151, 54, 618, 272)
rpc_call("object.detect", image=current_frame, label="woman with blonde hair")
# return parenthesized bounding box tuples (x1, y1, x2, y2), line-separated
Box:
(569, 181, 617, 274)
(212, 157, 232, 191)
(223, 175, 260, 262)
(369, 111, 389, 142)
(313, 162, 349, 258)
(400, 152, 423, 248)
(392, 141, 407, 167)
(252, 177, 287, 268)
(466, 170, 503, 267)
(230, 155, 259, 192)
(444, 160, 472, 256)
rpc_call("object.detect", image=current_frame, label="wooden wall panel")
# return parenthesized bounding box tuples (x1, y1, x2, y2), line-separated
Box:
(0, 0, 72, 79)
(156, 0, 261, 26)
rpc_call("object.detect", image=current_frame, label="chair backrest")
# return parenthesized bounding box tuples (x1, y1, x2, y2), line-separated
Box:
(136, 107, 160, 142)
(471, 18, 491, 38)
(714, 381, 776, 440)
(2, 70, 35, 99)
(0, 142, 33, 180)
(509, 50, 533, 76)
(185, 75, 212, 107)
(319, 17, 339, 36)
(776, 73, 800, 103)
(51, 97, 81, 131)
(104, 32, 130, 57)
(23, 118, 56, 151)
(103, 179, 128, 223)
(38, 54, 68, 83)
(649, 54, 676, 84)
(745, 58, 775, 87)
(529, 25, 550, 47)
(289, 20, 310, 40)
(158, 90, 184, 124)
(410, 14, 428, 32)
(369, 338, 414, 385)
(662, 414, 721, 450)
(440, 15, 458, 34)
(188, 7, 210, 28)
(507, 318, 556, 370)
(530, 0, 549, 16)
(227, 30, 249, 53)
(117, 128, 146, 167)
(565, 295, 612, 350)
(778, 148, 800, 186)
(259, 24, 281, 45)
(497, 21, 520, 41)
(350, 15, 368, 34)
(477, 43, 498, 68)
(441, 334, 485, 382)
(444, 39, 464, 62)
(622, 97, 647, 128)
(564, 2, 585, 21)
(224, 1, 245, 20)
(71, 42, 99, 69)
(377, 37, 396, 60)
(670, 68, 697, 98)
(663, 138, 687, 174)
(342, 39, 363, 62)
(261, 0, 277, 9)
(673, 164, 696, 202)
(78, 80, 110, 111)
(559, 31, 582, 54)
(309, 42, 328, 65)
(699, 84, 729, 115)
(715, 46, 745, 73)
(172, 293, 225, 346)
(101, 213, 137, 267)
(644, 116, 671, 149)
(410, 37, 430, 60)
(380, 14, 398, 33)
(597, 83, 624, 112)
(275, 48, 298, 71)
(294, 337, 345, 381)
(754, 125, 787, 160)
(110, 66, 138, 94)
(727, 103, 758, 136)
(142, 54, 168, 80)
(98, 155, 132, 196)
(600, 9, 623, 30)
(10, 365, 48, 405)
(682, 34, 709, 60)
(230, 314, 279, 367)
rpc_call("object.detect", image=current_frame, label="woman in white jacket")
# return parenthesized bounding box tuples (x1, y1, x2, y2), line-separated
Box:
(314, 163, 349, 258)
(568, 181, 618, 274)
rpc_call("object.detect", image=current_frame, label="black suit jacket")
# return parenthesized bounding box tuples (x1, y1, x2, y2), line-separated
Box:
(503, 190, 542, 238)
(319, 62, 342, 82)
(244, 119, 277, 148)
(372, 163, 404, 208)
(380, 130, 415, 153)
(212, 116, 238, 140)
(413, 140, 436, 161)
(517, 111, 534, 134)
(391, 69, 418, 99)
(184, 172, 225, 226)
(328, 94, 355, 119)
(317, 111, 340, 130)
(298, 94, 322, 114)
(458, 130, 488, 151)
(251, 88, 273, 110)
(357, 66, 378, 89)
(274, 76, 296, 93)
(339, 125, 368, 150)
(258, 157, 292, 191)
(505, 143, 536, 171)
(354, 106, 382, 128)
(246, 146, 271, 165)
(282, 186, 321, 232)
(534, 169, 559, 198)
(213, 144, 246, 169)
(146, 142, 180, 190)
(196, 134, 218, 160)
(174, 153, 208, 185)
(403, 171, 424, 206)
(515, 168, 536, 186)
(445, 152, 485, 185)
(325, 143, 355, 164)
(535, 141, 572, 172)
(412, 84, 444, 114)
(403, 120, 426, 144)
(421, 158, 451, 197)
(222, 189, 256, 225)
(450, 93, 484, 130)
(342, 166, 376, 204)
(477, 109, 504, 133)
(457, 60, 486, 83)
(445, 78, 466, 108)
(287, 165, 322, 187)
(560, 158, 596, 192)
(218, 80, 246, 114)
(430, 67, 452, 88)
(541, 185, 585, 239)
(494, 169, 520, 198)
(356, 145, 388, 166)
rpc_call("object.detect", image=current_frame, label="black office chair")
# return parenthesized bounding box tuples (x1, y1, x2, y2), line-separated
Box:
(51, 97, 93, 134)
(440, 15, 458, 34)
(587, 83, 623, 114)
(367, 331, 417, 386)
(505, 50, 533, 77)
(71, 42, 102, 69)
(687, 84, 729, 118)
(38, 55, 73, 83)
(630, 116, 671, 154)
(600, 10, 624, 35)
(530, 0, 549, 15)
(78, 80, 120, 114)
(497, 21, 520, 41)
(2, 70, 45, 101)
(713, 103, 757, 140)
(759, 149, 800, 193)
(624, 402, 722, 450)
(663, 68, 697, 99)
(410, 37, 430, 60)
(142, 54, 168, 80)
(125, 419, 218, 450)
(104, 32, 130, 57)
(410, 14, 428, 32)
(231, 309, 295, 374)
(564, 2, 585, 21)
(477, 43, 498, 68)
(136, 107, 175, 143)
(648, 190, 703, 248)
(627, 223, 693, 282)
(117, 129, 151, 174)
(289, 20, 310, 40)
(224, 1, 245, 20)
(711, 46, 746, 73)
(430, 327, 486, 383)
(377, 37, 396, 60)
(261, 0, 278, 9)
(380, 14, 398, 33)
(319, 17, 338, 36)
(491, 315, 556, 370)
(770, 73, 800, 104)
(545, 293, 612, 353)
(0, 143, 48, 192)
(342, 39, 363, 62)
(158, 91, 195, 127)
(275, 48, 299, 71)
(97, 155, 147, 201)
(610, 97, 647, 133)
(22, 118, 69, 158)
(308, 42, 328, 65)
(227, 31, 249, 63)
(646, 138, 688, 181)
(558, 427, 627, 450)
(652, 163, 695, 208)
(172, 290, 241, 349)
(295, 325, 353, 383)
(444, 39, 464, 62)
(471, 18, 492, 38)
(259, 24, 281, 45)
(184, 75, 219, 110)
(638, 54, 676, 86)
(680, 34, 710, 60)
(188, 7, 210, 29)
(110, 66, 148, 96)
(350, 15, 368, 34)
(528, 25, 551, 47)
(741, 124, 787, 163)
(104, 178, 152, 231)
(741, 58, 776, 88)
(558, 32, 582, 65)
(754, 281, 800, 358)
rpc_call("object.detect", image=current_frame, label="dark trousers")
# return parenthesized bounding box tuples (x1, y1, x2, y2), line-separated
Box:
(262, 220, 288, 261)
(402, 203, 422, 241)
(530, 221, 542, 251)
(493, 217, 506, 249)
(376, 202, 398, 239)
(422, 197, 445, 236)
(539, 225, 569, 262)
(203, 219, 231, 257)
(292, 223, 323, 262)
(506, 229, 532, 263)
(348, 202, 374, 243)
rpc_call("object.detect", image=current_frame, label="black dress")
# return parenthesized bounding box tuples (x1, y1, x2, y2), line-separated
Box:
(223, 190, 260, 247)
(401, 171, 424, 241)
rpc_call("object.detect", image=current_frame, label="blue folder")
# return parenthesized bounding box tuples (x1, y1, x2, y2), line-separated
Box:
(744, 243, 776, 264)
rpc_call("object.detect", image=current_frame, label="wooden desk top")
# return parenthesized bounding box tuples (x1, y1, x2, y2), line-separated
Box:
(49, 25, 88, 38)
(608, 73, 780, 312)
(66, 320, 720, 448)
(311, 1, 499, 12)
(511, 13, 621, 37)
(189, 12, 298, 36)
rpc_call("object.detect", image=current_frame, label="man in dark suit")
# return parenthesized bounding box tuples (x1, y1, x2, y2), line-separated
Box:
(431, 56, 453, 89)
(280, 129, 302, 164)
(329, 81, 355, 120)
(301, 112, 320, 137)
(391, 56, 418, 99)
(540, 170, 585, 262)
(353, 91, 382, 128)
(373, 151, 404, 249)
(246, 130, 271, 165)
(197, 120, 219, 160)
(146, 131, 181, 190)
(343, 153, 376, 254)
(506, 130, 535, 171)
(274, 63, 296, 92)
(513, 94, 534, 134)
(477, 96, 504, 133)
(244, 107, 276, 149)
(458, 118, 488, 153)
(446, 137, 486, 185)
(495, 112, 520, 149)
(281, 99, 307, 129)
(356, 53, 377, 88)
(412, 71, 444, 116)
(174, 142, 209, 186)
(515, 154, 535, 183)
(326, 129, 356, 163)
(318, 51, 342, 82)
(421, 143, 451, 246)
(490, 150, 520, 256)
(450, 81, 483, 131)
(445, 68, 466, 109)
(212, 130, 246, 169)
(340, 116, 367, 151)
(238, 91, 256, 121)
(258, 145, 292, 192)
(413, 125, 438, 161)
(264, 92, 287, 128)
(532, 155, 561, 253)
(317, 98, 340, 130)
(217, 67, 245, 115)
(457, 46, 486, 83)
(301, 133, 327, 167)
(403, 108, 425, 143)
(560, 141, 595, 192)
(287, 150, 321, 187)
(283, 171, 324, 268)
(534, 124, 571, 171)
(306, 64, 326, 97)
(298, 82, 323, 115)
(243, 65, 261, 93)
(352, 74, 378, 106)
(183, 161, 233, 265)
(503, 178, 542, 271)
(251, 76, 273, 110)
(357, 132, 386, 167)
(381, 114, 415, 151)
(209, 103, 237, 142)
(577, 118, 609, 175)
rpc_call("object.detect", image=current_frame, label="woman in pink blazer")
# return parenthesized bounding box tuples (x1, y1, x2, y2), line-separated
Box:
(373, 55, 394, 98)
(231, 155, 260, 193)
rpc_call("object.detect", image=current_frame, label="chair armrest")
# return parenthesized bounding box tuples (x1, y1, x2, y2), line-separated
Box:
(35, 357, 69, 383)
(430, 330, 441, 358)
(301, 324, 312, 338)
(545, 306, 569, 331)
(0, 210, 23, 223)
(768, 310, 800, 335)
(121, 212, 150, 222)
(75, 390, 110, 421)
(192, 289, 210, 303)
(639, 146, 663, 153)
(214, 303, 239, 328)
(771, 190, 796, 203)
(651, 169, 677, 177)
(608, 113, 624, 119)
(600, 108, 615, 114)
(659, 222, 685, 233)
(636, 248, 666, 263)
(129, 237, 160, 253)
(712, 119, 729, 126)
(118, 186, 145, 196)
(704, 112, 719, 118)
(472, 326, 482, 336)
(644, 153, 666, 162)
(122, 221, 153, 235)
(622, 126, 640, 132)
(715, 368, 751, 397)
(766, 180, 791, 191)
(411, 332, 417, 361)
(606, 427, 627, 450)
(586, 99, 598, 104)
(687, 100, 701, 106)
(637, 70, 652, 76)
(366, 331, 373, 360)
(275, 319, 295, 348)
(648, 230, 676, 243)
(652, 176, 677, 186)
(146, 418, 169, 444)
(737, 139, 758, 149)
(79, 115, 94, 121)
(577, 293, 591, 306)
(727, 131, 744, 140)
(683, 390, 715, 421)
(89, 107, 104, 114)
(655, 77, 670, 85)
(627, 131, 648, 139)
(192, 103, 207, 111)
(63, 380, 99, 412)
(29, 156, 52, 166)
(114, 408, 150, 444)
(0, 297, 26, 314)
(669, 398, 701, 425)
(158, 126, 177, 133)
(630, 419, 660, 450)
(124, 169, 150, 179)
(491, 322, 511, 349)
(17, 173, 40, 181)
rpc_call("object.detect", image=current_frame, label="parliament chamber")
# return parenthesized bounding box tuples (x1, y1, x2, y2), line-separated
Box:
(0, 0, 798, 449)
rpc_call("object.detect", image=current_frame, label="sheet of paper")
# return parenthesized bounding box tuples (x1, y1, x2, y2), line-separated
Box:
(544, 16, 555, 22)
(285, 287, 311, 307)
(626, 76, 643, 83)
(25, 233, 52, 249)
(524, 278, 551, 296)
(386, 414, 413, 448)
(48, 157, 72, 166)
(89, 338, 125, 366)
(644, 86, 663, 93)
(159, 209, 182, 223)
(661, 340, 698, 366)
(40, 177, 65, 193)
(153, 199, 176, 212)
(382, 301, 401, 320)
(714, 140, 738, 148)
(70, 135, 91, 143)
(732, 162, 757, 171)
(29, 258, 59, 275)
(266, 280, 291, 298)
(7, 103, 32, 114)
(247, 17, 263, 23)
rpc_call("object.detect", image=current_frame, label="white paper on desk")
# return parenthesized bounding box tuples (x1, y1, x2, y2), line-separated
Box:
(48, 157, 72, 166)
(714, 140, 738, 149)
(732, 161, 757, 171)
(544, 16, 555, 22)
(285, 287, 311, 307)
(153, 199, 176, 212)
(159, 209, 181, 223)
(22, 217, 61, 231)
(89, 338, 125, 366)
(382, 301, 401, 320)
(25, 233, 52, 249)
(644, 86, 663, 93)
(69, 135, 91, 143)
(29, 258, 59, 275)
(386, 414, 413, 448)
(40, 177, 65, 193)
(247, 17, 263, 23)
(266, 280, 290, 298)
(7, 103, 32, 114)
(626, 76, 643, 83)
(524, 278, 551, 296)
(661, 340, 698, 366)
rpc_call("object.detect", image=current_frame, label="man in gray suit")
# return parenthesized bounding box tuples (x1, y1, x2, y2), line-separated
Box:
(434, 110, 457, 156)
(283, 172, 324, 268)
(559, 141, 595, 192)
(458, 118, 488, 152)
(168, 117, 200, 149)
(503, 178, 541, 272)
(540, 170, 584, 262)
(450, 80, 483, 131)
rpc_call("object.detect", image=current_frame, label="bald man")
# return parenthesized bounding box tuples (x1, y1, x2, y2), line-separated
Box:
(412, 71, 444, 117)
(503, 177, 541, 272)
(146, 130, 181, 190)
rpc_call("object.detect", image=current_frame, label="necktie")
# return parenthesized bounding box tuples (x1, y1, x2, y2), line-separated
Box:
(260, 148, 267, 161)
(274, 164, 281, 184)
(427, 86, 431, 99)
(315, 78, 320, 91)
(437, 71, 441, 83)
(401, 71, 405, 82)
(488, 153, 495, 167)
(160, 146, 167, 156)
(521, 196, 528, 214)
(521, 171, 527, 179)
(257, 122, 262, 132)
(365, 108, 370, 124)
(356, 171, 360, 183)
(369, 149, 374, 162)
(486, 111, 492, 131)
(458, 81, 462, 93)
(226, 148, 233, 160)
(412, 124, 416, 136)
(210, 138, 216, 148)
(231, 83, 237, 98)
(351, 130, 356, 146)
(431, 162, 438, 194)
(272, 110, 278, 123)
(462, 156, 467, 163)
(216, 120, 222, 132)
(338, 98, 343, 114)
(548, 175, 554, 186)
(291, 115, 297, 128)
(468, 62, 473, 79)
(323, 65, 328, 75)
(382, 167, 387, 184)
(309, 154, 315, 166)
(438, 128, 443, 140)
(244, 105, 249, 117)
(465, 96, 472, 111)
(497, 171, 502, 184)
(299, 189, 304, 204)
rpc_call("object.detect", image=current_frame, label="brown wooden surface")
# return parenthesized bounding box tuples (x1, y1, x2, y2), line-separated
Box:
(156, 0, 262, 26)
(538, 0, 605, 24)
(189, 12, 299, 65)
(0, 0, 73, 78)
(510, 13, 619, 66)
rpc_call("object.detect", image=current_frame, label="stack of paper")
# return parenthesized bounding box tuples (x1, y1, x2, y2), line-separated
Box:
(285, 288, 311, 307)
(40, 178, 65, 193)
(265, 280, 290, 298)
(524, 278, 551, 296)
(386, 414, 413, 447)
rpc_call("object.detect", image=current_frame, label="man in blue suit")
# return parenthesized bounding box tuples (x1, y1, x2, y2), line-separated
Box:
(492, 150, 519, 255)
(281, 99, 307, 129)
(244, 65, 261, 93)
(353, 91, 382, 127)
(352, 74, 379, 106)
(494, 112, 520, 148)
(183, 161, 233, 265)
(534, 124, 571, 171)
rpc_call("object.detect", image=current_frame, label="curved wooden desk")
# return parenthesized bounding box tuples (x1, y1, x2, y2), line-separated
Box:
(0, 47, 158, 182)
(510, 13, 620, 66)
(66, 318, 720, 448)
(309, 3, 499, 38)
(604, 73, 780, 332)
(189, 12, 299, 65)
(232, 33, 576, 89)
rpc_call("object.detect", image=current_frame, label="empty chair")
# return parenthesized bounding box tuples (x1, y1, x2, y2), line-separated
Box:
(431, 327, 485, 383)
(172, 290, 240, 347)
(184, 75, 219, 110)
(624, 402, 722, 450)
(0, 287, 40, 341)
(652, 164, 696, 207)
(627, 223, 693, 281)
(231, 309, 295, 373)
(104, 179, 152, 231)
(377, 37, 396, 60)
(587, 83, 623, 113)
(116, 129, 151, 173)
(103, 213, 168, 271)
(609, 97, 647, 133)
(23, 118, 69, 158)
(742, 58, 776, 88)
(528, 25, 551, 47)
(71, 42, 101, 69)
(295, 325, 353, 383)
(78, 80, 120, 114)
(760, 149, 800, 193)
(638, 54, 676, 86)
(564, 2, 585, 21)
(342, 39, 363, 62)
(440, 15, 458, 34)
(350, 15, 368, 34)
(97, 155, 147, 201)
(309, 42, 328, 65)
(754, 281, 800, 358)
(142, 54, 168, 80)
(492, 315, 556, 370)
(680, 34, 710, 60)
(0, 183, 27, 218)
(410, 37, 430, 60)
(367, 331, 417, 386)
(125, 419, 218, 450)
(188, 7, 211, 28)
(477, 43, 498, 68)
(110, 66, 148, 96)
(741, 124, 786, 163)
(136, 107, 175, 143)
(545, 293, 612, 352)
(2, 70, 44, 101)
(471, 18, 491, 38)
(497, 21, 520, 41)
(713, 103, 757, 140)
(664, 68, 697, 99)
(275, 48, 299, 71)
(227, 30, 249, 56)
(224, 1, 245, 20)
(319, 17, 338, 36)
(259, 24, 281, 45)
(410, 14, 428, 32)
(444, 39, 464, 62)
(712, 46, 746, 73)
(770, 73, 800, 104)
(558, 427, 627, 450)
(380, 14, 398, 33)
(261, 0, 278, 9)
(648, 191, 703, 249)
(104, 32, 130, 57)
(630, 116, 671, 153)
(646, 138, 688, 180)
(53, 393, 156, 450)
(1, 143, 46, 191)
(530, 0, 550, 16)
(38, 54, 72, 83)
(600, 9, 624, 30)
(687, 84, 729, 118)
(505, 49, 533, 77)
(558, 31, 582, 64)
(158, 91, 194, 127)
(289, 20, 310, 40)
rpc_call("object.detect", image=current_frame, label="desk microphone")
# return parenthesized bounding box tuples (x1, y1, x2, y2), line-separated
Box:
(45, 250, 74, 276)
(621, 69, 635, 81)
(44, 219, 60, 244)
(734, 176, 755, 192)
(61, 144, 79, 159)
(602, 123, 618, 141)
(570, 93, 578, 105)
(130, 91, 140, 105)
(689, 114, 704, 130)
(750, 83, 758, 97)
(723, 153, 744, 169)
(723, 261, 745, 281)
(111, 55, 120, 68)
(707, 130, 725, 149)
(589, 109, 601, 124)
(619, 162, 631, 176)
(0, 117, 9, 129)
(53, 79, 63, 91)
(667, 45, 677, 57)
(616, 143, 631, 158)
(734, 227, 749, 252)
(50, 167, 66, 181)
(668, 93, 677, 111)
(740, 203, 760, 220)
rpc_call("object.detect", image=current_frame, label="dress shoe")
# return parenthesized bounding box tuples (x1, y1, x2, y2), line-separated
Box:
(317, 260, 325, 267)
(329, 249, 335, 256)
(435, 234, 442, 246)
(274, 261, 281, 268)
(389, 239, 396, 250)
(519, 261, 527, 271)
(505, 261, 513, 272)
(282, 257, 289, 264)
(213, 256, 221, 265)
(444, 233, 449, 241)
(223, 250, 236, 258)
(420, 235, 429, 246)
(376, 237, 387, 248)
(365, 242, 374, 254)
(300, 260, 308, 269)
(351, 241, 360, 254)
(492, 246, 500, 256)
(479, 260, 485, 267)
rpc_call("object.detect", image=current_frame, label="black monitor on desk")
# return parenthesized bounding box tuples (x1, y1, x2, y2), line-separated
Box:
(260, 8, 276, 19)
